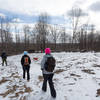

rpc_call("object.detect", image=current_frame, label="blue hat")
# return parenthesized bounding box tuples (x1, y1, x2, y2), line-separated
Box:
(24, 51, 28, 55)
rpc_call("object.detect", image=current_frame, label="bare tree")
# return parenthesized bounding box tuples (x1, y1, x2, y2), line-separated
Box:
(0, 15, 5, 50)
(68, 7, 85, 51)
(88, 24, 95, 51)
(60, 27, 69, 50)
(23, 25, 31, 50)
(35, 13, 50, 51)
(4, 19, 12, 50)
(73, 8, 81, 41)
(49, 25, 60, 50)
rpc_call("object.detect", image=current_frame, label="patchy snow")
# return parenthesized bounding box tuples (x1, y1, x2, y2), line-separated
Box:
(0, 52, 100, 100)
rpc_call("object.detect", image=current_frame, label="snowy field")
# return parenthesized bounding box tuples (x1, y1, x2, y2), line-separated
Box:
(0, 52, 100, 100)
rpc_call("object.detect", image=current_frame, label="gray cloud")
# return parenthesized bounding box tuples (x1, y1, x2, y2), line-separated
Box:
(89, 1, 100, 12)
(67, 8, 88, 17)
(73, 0, 87, 6)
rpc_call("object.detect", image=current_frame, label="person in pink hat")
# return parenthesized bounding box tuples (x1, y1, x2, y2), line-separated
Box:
(41, 48, 56, 98)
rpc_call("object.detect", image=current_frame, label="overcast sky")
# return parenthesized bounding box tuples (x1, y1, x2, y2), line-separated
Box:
(0, 0, 100, 30)
(0, 0, 92, 16)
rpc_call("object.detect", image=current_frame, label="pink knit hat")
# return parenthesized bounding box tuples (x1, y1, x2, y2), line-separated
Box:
(45, 48, 51, 54)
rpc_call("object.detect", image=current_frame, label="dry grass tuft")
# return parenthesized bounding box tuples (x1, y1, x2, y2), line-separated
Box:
(70, 73, 81, 77)
(93, 64, 100, 68)
(96, 89, 100, 97)
(24, 85, 32, 93)
(0, 84, 32, 98)
(57, 61, 63, 63)
(55, 69, 66, 74)
(0, 89, 15, 97)
(0, 77, 10, 85)
(20, 96, 27, 100)
(38, 76, 43, 82)
(82, 69, 95, 74)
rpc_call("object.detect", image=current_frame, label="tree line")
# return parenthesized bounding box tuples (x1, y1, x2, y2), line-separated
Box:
(0, 8, 100, 55)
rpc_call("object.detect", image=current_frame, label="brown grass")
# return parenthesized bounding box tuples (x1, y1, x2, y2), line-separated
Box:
(9, 91, 25, 99)
(0, 85, 20, 97)
(70, 73, 81, 77)
(68, 83, 75, 85)
(96, 89, 100, 97)
(76, 62, 82, 64)
(93, 64, 100, 68)
(13, 75, 20, 78)
(10, 72, 20, 79)
(38, 76, 43, 82)
(0, 84, 32, 98)
(20, 96, 27, 100)
(82, 69, 95, 74)
(57, 61, 63, 63)
(53, 78, 59, 81)
(55, 69, 66, 74)
(0, 89, 15, 97)
(0, 77, 10, 85)
(24, 85, 32, 93)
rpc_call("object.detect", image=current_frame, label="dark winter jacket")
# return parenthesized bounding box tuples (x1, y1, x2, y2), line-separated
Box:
(21, 55, 31, 66)
(1, 52, 7, 59)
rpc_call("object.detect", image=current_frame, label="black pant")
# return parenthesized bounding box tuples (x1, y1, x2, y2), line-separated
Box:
(2, 58, 7, 66)
(23, 65, 30, 80)
(42, 74, 56, 98)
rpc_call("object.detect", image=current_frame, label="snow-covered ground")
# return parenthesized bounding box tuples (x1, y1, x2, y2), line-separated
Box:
(0, 52, 100, 100)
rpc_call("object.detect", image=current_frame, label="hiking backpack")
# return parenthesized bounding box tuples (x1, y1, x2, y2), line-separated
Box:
(45, 57, 56, 72)
(24, 57, 29, 65)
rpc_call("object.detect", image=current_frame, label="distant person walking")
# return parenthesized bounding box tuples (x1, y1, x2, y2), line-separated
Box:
(41, 48, 56, 98)
(21, 51, 31, 81)
(1, 51, 7, 66)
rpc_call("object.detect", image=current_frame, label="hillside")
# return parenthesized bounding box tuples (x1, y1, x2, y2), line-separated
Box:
(0, 52, 100, 100)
